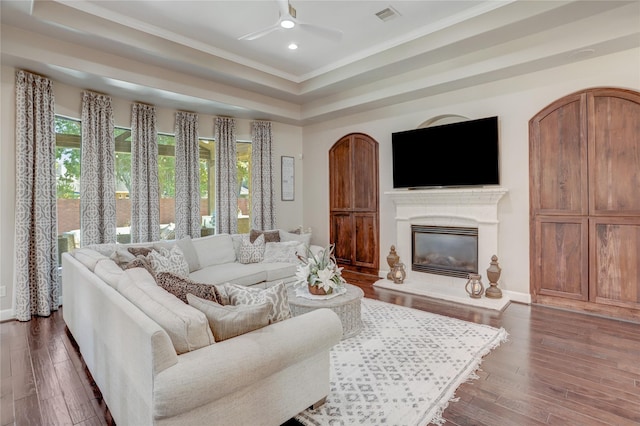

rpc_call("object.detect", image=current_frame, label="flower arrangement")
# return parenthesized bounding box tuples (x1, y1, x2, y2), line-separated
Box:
(296, 244, 346, 295)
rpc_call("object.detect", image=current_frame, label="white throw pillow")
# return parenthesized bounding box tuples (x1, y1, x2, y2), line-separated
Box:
(279, 229, 312, 247)
(238, 233, 265, 264)
(154, 237, 201, 272)
(147, 246, 190, 278)
(225, 281, 291, 323)
(262, 241, 303, 264)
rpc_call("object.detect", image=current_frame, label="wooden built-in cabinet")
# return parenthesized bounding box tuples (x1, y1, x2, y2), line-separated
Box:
(530, 87, 640, 321)
(329, 133, 379, 278)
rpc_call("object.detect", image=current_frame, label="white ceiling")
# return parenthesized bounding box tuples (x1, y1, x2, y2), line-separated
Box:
(2, 0, 639, 124)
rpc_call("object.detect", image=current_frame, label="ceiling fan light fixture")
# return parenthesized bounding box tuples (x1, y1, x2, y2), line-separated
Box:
(280, 19, 295, 29)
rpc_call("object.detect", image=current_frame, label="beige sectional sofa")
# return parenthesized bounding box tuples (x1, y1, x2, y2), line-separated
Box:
(62, 232, 343, 425)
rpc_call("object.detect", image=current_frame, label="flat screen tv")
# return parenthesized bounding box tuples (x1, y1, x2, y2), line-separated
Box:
(392, 116, 499, 189)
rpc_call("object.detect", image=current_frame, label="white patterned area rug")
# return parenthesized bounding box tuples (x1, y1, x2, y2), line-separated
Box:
(295, 298, 508, 426)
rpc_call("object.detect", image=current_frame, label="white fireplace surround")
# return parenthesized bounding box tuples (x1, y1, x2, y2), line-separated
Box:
(375, 187, 510, 310)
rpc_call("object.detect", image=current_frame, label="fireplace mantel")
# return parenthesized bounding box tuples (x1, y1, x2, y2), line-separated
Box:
(386, 187, 508, 206)
(376, 186, 510, 310)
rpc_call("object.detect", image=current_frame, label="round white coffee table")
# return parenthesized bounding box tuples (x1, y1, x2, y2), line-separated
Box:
(288, 283, 364, 339)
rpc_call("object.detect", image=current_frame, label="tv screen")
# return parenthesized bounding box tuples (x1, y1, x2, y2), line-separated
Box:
(392, 116, 499, 189)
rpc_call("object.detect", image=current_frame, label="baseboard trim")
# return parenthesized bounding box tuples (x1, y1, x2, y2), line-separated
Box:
(0, 308, 15, 322)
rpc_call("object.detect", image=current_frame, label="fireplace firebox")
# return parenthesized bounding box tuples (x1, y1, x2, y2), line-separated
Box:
(411, 225, 478, 278)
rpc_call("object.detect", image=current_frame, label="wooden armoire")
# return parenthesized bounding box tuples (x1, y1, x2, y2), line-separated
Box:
(529, 87, 640, 322)
(329, 133, 379, 278)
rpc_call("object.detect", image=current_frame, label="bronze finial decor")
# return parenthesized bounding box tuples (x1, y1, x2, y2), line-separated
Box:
(465, 273, 484, 298)
(391, 262, 406, 284)
(386, 245, 400, 280)
(485, 255, 503, 299)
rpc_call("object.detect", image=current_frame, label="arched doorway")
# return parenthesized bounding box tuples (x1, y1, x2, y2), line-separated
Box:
(329, 133, 379, 280)
(529, 87, 640, 322)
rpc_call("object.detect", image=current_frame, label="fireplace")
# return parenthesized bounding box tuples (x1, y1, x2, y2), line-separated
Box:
(412, 225, 478, 278)
(375, 187, 510, 309)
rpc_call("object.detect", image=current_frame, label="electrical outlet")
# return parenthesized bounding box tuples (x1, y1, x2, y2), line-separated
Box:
(0, 286, 6, 297)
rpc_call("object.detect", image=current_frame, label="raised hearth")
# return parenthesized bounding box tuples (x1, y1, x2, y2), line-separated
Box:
(376, 187, 509, 310)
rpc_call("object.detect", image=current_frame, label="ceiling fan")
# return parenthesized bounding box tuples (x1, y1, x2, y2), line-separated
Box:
(238, 0, 343, 42)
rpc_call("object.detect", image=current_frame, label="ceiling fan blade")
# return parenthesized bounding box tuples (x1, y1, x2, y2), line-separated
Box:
(238, 23, 281, 41)
(298, 22, 343, 42)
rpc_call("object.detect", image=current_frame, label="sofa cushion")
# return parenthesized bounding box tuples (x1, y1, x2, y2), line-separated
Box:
(279, 229, 312, 247)
(238, 234, 265, 264)
(73, 248, 108, 271)
(188, 263, 268, 287)
(226, 281, 291, 323)
(154, 237, 201, 273)
(156, 272, 221, 304)
(147, 246, 190, 278)
(93, 258, 124, 289)
(191, 234, 236, 268)
(118, 268, 214, 354)
(260, 262, 298, 282)
(249, 228, 280, 244)
(187, 294, 271, 342)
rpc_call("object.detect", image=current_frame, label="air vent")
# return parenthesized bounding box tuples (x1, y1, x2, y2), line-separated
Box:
(375, 6, 400, 22)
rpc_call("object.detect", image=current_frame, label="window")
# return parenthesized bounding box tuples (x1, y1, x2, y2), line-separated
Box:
(55, 116, 82, 264)
(54, 114, 249, 260)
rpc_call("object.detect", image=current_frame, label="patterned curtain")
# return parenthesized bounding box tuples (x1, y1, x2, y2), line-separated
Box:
(130, 103, 160, 243)
(251, 121, 275, 230)
(215, 117, 238, 234)
(174, 111, 201, 239)
(80, 91, 117, 246)
(14, 70, 60, 321)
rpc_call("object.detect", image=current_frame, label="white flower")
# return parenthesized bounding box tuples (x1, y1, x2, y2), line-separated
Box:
(295, 263, 310, 284)
(317, 267, 336, 291)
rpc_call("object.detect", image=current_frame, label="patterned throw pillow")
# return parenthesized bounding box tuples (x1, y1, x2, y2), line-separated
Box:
(123, 257, 156, 278)
(262, 241, 303, 264)
(147, 246, 190, 278)
(187, 294, 271, 342)
(238, 233, 265, 264)
(128, 246, 153, 257)
(249, 229, 280, 244)
(156, 272, 221, 304)
(225, 281, 291, 323)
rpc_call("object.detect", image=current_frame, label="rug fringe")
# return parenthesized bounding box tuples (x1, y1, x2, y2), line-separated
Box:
(427, 327, 508, 425)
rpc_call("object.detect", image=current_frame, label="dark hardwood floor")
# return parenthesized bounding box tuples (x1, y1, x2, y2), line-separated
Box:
(2, 275, 640, 425)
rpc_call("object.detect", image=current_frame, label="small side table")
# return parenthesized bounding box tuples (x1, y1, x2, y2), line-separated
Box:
(288, 283, 364, 339)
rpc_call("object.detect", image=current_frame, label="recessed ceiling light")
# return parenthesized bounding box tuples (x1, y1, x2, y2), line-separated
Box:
(281, 19, 295, 29)
(288, 43, 298, 50)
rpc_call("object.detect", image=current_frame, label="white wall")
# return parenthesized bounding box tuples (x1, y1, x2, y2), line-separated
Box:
(302, 48, 640, 299)
(0, 72, 304, 317)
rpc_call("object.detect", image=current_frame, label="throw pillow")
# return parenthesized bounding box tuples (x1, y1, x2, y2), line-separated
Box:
(279, 229, 312, 247)
(109, 248, 136, 269)
(225, 281, 291, 323)
(147, 246, 190, 278)
(123, 257, 156, 278)
(154, 237, 201, 272)
(128, 246, 153, 257)
(187, 294, 271, 342)
(262, 241, 303, 264)
(238, 233, 265, 264)
(156, 272, 222, 304)
(249, 229, 280, 244)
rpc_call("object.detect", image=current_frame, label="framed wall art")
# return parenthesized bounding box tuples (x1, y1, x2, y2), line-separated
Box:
(281, 156, 295, 201)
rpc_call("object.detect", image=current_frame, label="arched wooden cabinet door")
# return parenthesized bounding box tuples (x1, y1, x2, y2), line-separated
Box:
(329, 133, 379, 277)
(530, 87, 640, 321)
